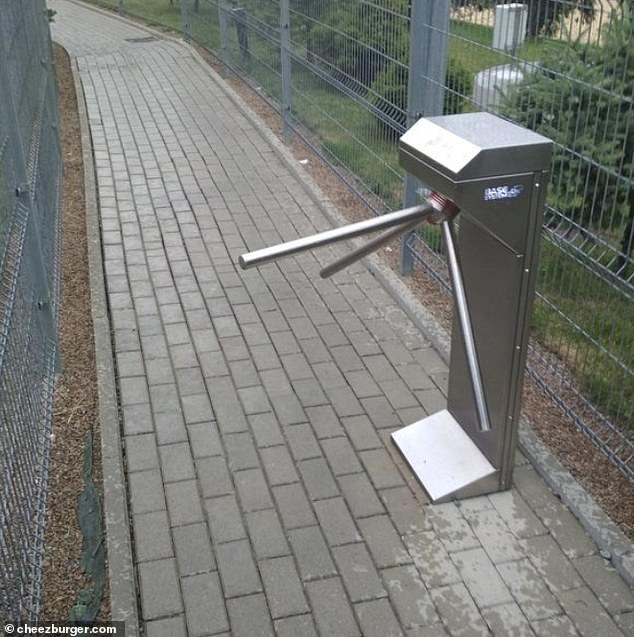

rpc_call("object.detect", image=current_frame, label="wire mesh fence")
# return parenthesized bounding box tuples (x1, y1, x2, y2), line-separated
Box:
(0, 1, 61, 622)
(106, 0, 632, 479)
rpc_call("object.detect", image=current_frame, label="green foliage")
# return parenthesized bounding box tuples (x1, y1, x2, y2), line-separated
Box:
(368, 62, 408, 134)
(444, 58, 473, 115)
(368, 57, 473, 135)
(502, 13, 634, 231)
(534, 241, 634, 429)
(307, 0, 410, 88)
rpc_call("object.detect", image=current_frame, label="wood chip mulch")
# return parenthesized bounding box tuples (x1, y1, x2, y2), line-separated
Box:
(41, 44, 107, 622)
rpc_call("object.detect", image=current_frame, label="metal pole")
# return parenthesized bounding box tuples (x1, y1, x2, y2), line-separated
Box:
(400, 0, 428, 275)
(321, 209, 434, 279)
(280, 0, 292, 141)
(118, 0, 123, 16)
(218, 1, 230, 77)
(180, 0, 190, 40)
(424, 0, 450, 117)
(239, 204, 432, 270)
(400, 0, 449, 274)
(442, 220, 491, 433)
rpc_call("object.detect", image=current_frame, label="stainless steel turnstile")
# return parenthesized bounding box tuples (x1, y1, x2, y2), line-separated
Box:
(239, 112, 552, 502)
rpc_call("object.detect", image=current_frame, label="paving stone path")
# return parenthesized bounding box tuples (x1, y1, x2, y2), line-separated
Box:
(51, 2, 634, 636)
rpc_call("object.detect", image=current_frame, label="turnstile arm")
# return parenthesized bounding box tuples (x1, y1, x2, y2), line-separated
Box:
(319, 214, 431, 279)
(442, 219, 492, 433)
(238, 204, 434, 270)
(237, 194, 492, 435)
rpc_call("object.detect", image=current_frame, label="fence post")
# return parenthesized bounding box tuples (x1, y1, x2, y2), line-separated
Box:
(400, 0, 450, 275)
(280, 0, 292, 141)
(218, 0, 230, 76)
(181, 0, 191, 40)
(400, 0, 428, 275)
(424, 0, 450, 117)
(117, 0, 123, 16)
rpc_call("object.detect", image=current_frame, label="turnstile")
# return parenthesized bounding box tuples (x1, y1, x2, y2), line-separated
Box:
(239, 112, 552, 502)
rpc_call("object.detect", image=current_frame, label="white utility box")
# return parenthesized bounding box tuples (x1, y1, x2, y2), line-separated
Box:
(493, 3, 528, 52)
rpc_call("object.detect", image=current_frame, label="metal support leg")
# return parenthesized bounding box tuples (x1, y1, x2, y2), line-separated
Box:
(442, 220, 491, 432)
(392, 212, 497, 502)
(320, 214, 431, 279)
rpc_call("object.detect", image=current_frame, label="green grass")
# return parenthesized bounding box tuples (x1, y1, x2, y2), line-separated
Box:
(450, 21, 508, 75)
(290, 73, 403, 207)
(449, 19, 567, 77)
(533, 241, 634, 429)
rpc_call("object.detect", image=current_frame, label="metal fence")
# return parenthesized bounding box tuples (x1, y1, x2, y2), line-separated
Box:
(0, 1, 61, 622)
(105, 0, 632, 479)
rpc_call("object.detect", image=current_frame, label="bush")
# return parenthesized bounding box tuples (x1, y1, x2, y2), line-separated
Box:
(369, 57, 473, 136)
(368, 62, 408, 136)
(502, 13, 633, 232)
(444, 58, 473, 115)
(306, 0, 410, 90)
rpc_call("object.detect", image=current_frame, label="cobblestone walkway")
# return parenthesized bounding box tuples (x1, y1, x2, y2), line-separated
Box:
(51, 2, 634, 636)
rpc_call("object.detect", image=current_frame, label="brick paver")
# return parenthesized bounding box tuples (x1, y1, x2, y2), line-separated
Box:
(52, 2, 634, 636)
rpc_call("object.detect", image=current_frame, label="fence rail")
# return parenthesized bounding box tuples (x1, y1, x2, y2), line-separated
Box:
(0, 1, 61, 622)
(99, 0, 632, 480)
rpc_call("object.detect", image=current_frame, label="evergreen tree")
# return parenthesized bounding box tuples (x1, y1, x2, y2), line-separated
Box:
(503, 10, 633, 246)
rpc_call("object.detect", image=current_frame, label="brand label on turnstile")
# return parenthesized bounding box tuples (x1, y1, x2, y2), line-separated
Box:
(483, 184, 524, 201)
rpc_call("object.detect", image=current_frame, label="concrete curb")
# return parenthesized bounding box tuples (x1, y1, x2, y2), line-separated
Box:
(182, 42, 634, 588)
(520, 424, 634, 586)
(69, 54, 141, 635)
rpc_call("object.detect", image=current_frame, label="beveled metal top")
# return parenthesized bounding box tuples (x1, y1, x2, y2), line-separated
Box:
(399, 112, 552, 183)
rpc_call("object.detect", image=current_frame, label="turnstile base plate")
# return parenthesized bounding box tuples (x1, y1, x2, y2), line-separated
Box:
(392, 409, 496, 502)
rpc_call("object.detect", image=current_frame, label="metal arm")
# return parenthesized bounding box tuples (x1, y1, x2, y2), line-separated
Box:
(320, 212, 433, 279)
(238, 204, 433, 270)
(442, 219, 492, 433)
(237, 193, 491, 434)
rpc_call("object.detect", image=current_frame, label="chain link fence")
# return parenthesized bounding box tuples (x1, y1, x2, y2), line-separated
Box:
(93, 0, 632, 479)
(0, 1, 61, 622)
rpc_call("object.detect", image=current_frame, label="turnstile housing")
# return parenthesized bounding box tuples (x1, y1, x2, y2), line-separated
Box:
(394, 112, 552, 500)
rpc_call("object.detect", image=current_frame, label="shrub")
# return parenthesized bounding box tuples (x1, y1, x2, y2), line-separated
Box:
(306, 0, 410, 90)
(502, 13, 633, 233)
(444, 58, 473, 115)
(368, 62, 408, 136)
(369, 57, 474, 136)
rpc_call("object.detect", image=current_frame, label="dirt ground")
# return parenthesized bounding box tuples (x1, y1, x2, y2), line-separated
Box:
(41, 44, 106, 622)
(41, 24, 632, 621)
